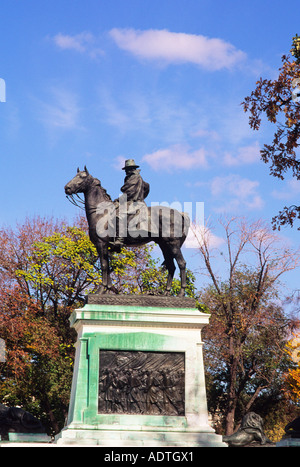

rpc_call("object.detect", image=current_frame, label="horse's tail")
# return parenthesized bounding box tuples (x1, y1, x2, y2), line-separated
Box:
(180, 212, 190, 246)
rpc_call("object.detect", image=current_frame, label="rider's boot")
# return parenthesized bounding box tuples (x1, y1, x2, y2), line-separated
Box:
(114, 237, 125, 246)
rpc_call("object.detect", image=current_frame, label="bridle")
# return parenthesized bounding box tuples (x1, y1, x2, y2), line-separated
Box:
(66, 193, 85, 210)
(66, 192, 99, 215)
(65, 175, 88, 211)
(65, 175, 111, 214)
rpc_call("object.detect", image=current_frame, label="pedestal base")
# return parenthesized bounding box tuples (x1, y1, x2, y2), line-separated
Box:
(55, 426, 225, 447)
(8, 432, 51, 443)
(276, 437, 300, 447)
(55, 295, 227, 447)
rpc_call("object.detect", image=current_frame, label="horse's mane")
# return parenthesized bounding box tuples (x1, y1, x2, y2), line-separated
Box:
(93, 177, 112, 201)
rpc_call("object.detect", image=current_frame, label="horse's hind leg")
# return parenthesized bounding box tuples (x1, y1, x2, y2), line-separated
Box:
(159, 242, 176, 295)
(172, 243, 187, 297)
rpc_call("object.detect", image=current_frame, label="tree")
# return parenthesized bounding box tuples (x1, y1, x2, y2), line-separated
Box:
(191, 217, 300, 435)
(15, 225, 102, 314)
(12, 217, 196, 304)
(0, 286, 63, 431)
(0, 215, 196, 433)
(110, 244, 196, 297)
(0, 217, 103, 432)
(285, 337, 300, 402)
(242, 35, 300, 229)
(0, 216, 61, 289)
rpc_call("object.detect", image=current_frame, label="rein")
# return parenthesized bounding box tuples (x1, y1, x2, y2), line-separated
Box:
(66, 193, 85, 210)
(66, 193, 102, 215)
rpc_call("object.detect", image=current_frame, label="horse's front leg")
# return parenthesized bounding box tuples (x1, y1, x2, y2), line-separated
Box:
(103, 244, 116, 293)
(95, 242, 117, 294)
(178, 269, 186, 297)
(95, 241, 109, 294)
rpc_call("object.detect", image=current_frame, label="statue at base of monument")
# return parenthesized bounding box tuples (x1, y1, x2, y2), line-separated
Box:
(284, 416, 300, 438)
(0, 403, 45, 439)
(223, 412, 274, 447)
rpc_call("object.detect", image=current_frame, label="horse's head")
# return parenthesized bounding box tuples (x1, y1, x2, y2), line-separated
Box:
(64, 166, 92, 195)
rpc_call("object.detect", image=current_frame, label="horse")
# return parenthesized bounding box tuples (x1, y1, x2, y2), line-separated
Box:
(64, 167, 190, 296)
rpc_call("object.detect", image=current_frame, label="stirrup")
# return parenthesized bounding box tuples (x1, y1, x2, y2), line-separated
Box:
(113, 237, 125, 245)
(109, 238, 125, 249)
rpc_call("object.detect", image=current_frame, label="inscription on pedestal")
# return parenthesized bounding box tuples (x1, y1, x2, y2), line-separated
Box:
(98, 350, 185, 416)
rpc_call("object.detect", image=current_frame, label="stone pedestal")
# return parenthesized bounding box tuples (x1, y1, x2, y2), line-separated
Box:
(55, 295, 226, 447)
(277, 437, 300, 447)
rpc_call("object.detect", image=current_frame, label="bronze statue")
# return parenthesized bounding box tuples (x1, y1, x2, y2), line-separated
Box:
(284, 416, 300, 438)
(114, 159, 150, 246)
(64, 163, 190, 296)
(223, 412, 273, 447)
(0, 404, 45, 439)
(120, 159, 149, 202)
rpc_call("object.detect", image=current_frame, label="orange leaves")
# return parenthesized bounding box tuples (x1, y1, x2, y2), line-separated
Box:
(0, 287, 59, 379)
(285, 337, 300, 402)
(286, 368, 300, 401)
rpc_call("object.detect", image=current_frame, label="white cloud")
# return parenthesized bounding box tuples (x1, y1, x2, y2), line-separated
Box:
(142, 144, 209, 171)
(184, 224, 224, 249)
(223, 142, 261, 167)
(210, 174, 264, 212)
(97, 87, 201, 142)
(53, 32, 92, 52)
(192, 128, 220, 141)
(98, 89, 132, 130)
(52, 32, 104, 58)
(109, 28, 246, 71)
(37, 88, 81, 130)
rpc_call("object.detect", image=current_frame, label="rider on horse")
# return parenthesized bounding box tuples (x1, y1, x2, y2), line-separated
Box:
(114, 159, 150, 246)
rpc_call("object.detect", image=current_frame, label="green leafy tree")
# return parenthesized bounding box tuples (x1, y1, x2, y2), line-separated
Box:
(15, 225, 102, 314)
(110, 244, 196, 297)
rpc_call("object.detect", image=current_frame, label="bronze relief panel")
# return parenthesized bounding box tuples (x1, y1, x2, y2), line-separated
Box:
(98, 350, 185, 416)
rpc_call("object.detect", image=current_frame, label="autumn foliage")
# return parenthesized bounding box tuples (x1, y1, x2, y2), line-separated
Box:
(285, 338, 300, 402)
(0, 214, 299, 437)
(0, 215, 196, 434)
(0, 287, 59, 378)
(191, 217, 300, 436)
(0, 216, 101, 433)
(243, 38, 300, 229)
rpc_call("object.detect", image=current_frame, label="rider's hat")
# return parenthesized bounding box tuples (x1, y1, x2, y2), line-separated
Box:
(122, 159, 140, 170)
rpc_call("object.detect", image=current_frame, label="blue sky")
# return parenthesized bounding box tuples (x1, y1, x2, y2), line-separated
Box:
(1, 0, 300, 293)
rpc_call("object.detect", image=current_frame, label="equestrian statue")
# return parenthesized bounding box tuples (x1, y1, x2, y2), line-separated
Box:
(64, 160, 190, 296)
